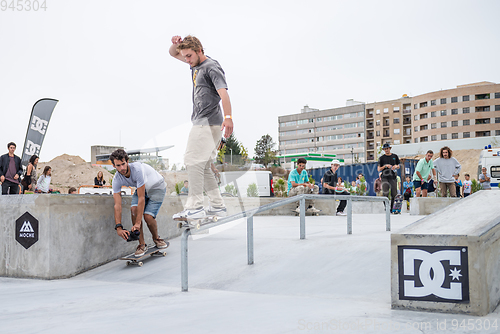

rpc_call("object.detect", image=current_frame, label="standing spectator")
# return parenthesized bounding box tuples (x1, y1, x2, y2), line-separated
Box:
(434, 146, 461, 197)
(36, 166, 53, 193)
(322, 159, 349, 216)
(0, 142, 23, 195)
(463, 174, 472, 197)
(479, 167, 491, 190)
(402, 175, 413, 210)
(377, 143, 400, 212)
(22, 154, 38, 193)
(180, 180, 189, 194)
(412, 150, 437, 198)
(287, 158, 320, 213)
(454, 174, 462, 197)
(94, 171, 106, 187)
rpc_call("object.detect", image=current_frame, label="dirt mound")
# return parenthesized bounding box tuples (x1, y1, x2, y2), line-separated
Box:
(37, 155, 114, 194)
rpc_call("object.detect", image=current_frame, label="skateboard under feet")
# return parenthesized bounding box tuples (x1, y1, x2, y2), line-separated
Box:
(292, 210, 320, 216)
(175, 215, 219, 229)
(120, 245, 168, 267)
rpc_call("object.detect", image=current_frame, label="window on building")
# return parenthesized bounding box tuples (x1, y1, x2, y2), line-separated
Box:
(414, 104, 418, 109)
(431, 111, 436, 117)
(495, 105, 500, 111)
(476, 118, 490, 124)
(452, 133, 458, 139)
(463, 132, 470, 138)
(376, 131, 380, 136)
(393, 107, 400, 112)
(420, 113, 428, 119)
(431, 123, 437, 129)
(496, 130, 500, 136)
(414, 115, 419, 120)
(431, 135, 437, 141)
(316, 117, 323, 122)
(451, 97, 458, 103)
(394, 128, 400, 134)
(495, 117, 500, 124)
(495, 92, 500, 99)
(394, 118, 400, 124)
(297, 119, 308, 125)
(476, 106, 490, 112)
(414, 138, 418, 143)
(376, 109, 380, 114)
(452, 120, 458, 127)
(419, 102, 427, 108)
(420, 125, 428, 131)
(431, 100, 436, 106)
(463, 95, 469, 101)
(451, 109, 458, 115)
(376, 120, 380, 126)
(420, 136, 428, 142)
(441, 122, 447, 128)
(475, 93, 490, 100)
(440, 98, 447, 104)
(463, 119, 470, 126)
(414, 126, 418, 132)
(463, 107, 470, 113)
(476, 131, 491, 137)
(441, 110, 447, 116)
(441, 134, 447, 140)
(383, 108, 389, 113)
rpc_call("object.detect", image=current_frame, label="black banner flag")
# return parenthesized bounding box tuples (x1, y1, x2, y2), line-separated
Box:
(21, 98, 58, 167)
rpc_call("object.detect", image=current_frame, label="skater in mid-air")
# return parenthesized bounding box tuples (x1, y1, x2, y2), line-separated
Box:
(169, 35, 233, 220)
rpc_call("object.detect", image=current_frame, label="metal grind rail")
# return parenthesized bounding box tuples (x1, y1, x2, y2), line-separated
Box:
(181, 194, 391, 291)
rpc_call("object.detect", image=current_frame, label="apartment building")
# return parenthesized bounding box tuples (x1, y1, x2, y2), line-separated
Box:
(365, 96, 412, 161)
(278, 104, 365, 163)
(412, 82, 500, 143)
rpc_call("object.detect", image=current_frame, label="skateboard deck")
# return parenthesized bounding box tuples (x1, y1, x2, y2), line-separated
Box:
(292, 209, 320, 216)
(175, 215, 219, 229)
(392, 195, 403, 214)
(120, 244, 168, 267)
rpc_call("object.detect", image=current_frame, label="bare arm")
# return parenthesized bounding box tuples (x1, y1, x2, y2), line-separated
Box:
(113, 193, 129, 240)
(133, 185, 146, 231)
(218, 88, 233, 138)
(169, 35, 187, 62)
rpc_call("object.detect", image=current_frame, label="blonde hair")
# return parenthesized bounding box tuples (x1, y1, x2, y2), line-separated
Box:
(176, 35, 204, 54)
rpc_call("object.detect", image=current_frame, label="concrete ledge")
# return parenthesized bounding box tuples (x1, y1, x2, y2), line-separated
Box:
(410, 197, 460, 215)
(391, 191, 500, 316)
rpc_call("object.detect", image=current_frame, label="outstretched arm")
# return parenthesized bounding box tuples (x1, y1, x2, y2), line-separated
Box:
(169, 35, 187, 63)
(113, 193, 129, 240)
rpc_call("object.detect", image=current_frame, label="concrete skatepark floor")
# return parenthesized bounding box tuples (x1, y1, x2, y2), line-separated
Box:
(1, 214, 500, 333)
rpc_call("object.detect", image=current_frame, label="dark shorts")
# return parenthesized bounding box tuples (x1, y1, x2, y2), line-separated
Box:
(413, 180, 428, 190)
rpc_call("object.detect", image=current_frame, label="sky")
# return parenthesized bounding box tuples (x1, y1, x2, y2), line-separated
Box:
(1, 0, 499, 167)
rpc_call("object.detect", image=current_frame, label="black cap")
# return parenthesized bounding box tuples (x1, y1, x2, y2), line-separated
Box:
(382, 143, 391, 149)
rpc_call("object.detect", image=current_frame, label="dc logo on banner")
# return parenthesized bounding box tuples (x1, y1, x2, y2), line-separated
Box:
(398, 246, 469, 303)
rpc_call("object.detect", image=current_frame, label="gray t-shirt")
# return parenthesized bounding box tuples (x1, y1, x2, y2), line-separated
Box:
(191, 57, 228, 126)
(479, 173, 491, 189)
(112, 162, 165, 194)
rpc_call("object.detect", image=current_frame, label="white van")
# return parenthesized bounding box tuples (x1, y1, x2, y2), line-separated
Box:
(219, 171, 274, 197)
(478, 147, 500, 189)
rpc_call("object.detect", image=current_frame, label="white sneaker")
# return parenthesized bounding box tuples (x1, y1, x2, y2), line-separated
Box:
(173, 208, 206, 220)
(336, 211, 347, 216)
(306, 206, 321, 213)
(205, 205, 227, 217)
(294, 207, 301, 213)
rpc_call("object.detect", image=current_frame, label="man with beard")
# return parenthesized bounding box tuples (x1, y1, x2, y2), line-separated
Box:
(110, 149, 168, 257)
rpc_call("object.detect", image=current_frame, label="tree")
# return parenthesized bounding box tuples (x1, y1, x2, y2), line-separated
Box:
(240, 144, 249, 163)
(144, 159, 166, 171)
(254, 134, 277, 167)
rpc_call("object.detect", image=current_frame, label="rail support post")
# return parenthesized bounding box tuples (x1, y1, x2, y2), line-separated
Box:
(347, 198, 353, 234)
(300, 197, 306, 239)
(385, 198, 391, 231)
(247, 215, 254, 265)
(181, 228, 191, 292)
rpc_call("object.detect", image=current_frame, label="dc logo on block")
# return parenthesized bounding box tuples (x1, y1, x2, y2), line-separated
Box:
(15, 212, 39, 250)
(398, 246, 469, 303)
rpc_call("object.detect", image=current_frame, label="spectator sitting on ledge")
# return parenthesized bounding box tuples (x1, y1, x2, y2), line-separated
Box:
(94, 171, 106, 187)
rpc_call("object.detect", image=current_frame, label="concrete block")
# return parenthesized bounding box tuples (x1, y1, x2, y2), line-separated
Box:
(391, 191, 500, 315)
(410, 197, 460, 215)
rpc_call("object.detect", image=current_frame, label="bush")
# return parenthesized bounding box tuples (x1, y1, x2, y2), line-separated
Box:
(356, 176, 367, 196)
(174, 181, 184, 195)
(247, 183, 259, 197)
(274, 178, 288, 197)
(471, 179, 482, 193)
(224, 184, 238, 196)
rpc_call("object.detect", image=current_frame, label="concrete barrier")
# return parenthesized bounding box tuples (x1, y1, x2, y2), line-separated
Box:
(391, 191, 500, 315)
(410, 197, 460, 215)
(1, 193, 385, 280)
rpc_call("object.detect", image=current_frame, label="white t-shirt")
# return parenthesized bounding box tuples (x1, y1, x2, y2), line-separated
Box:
(112, 162, 165, 194)
(37, 175, 51, 193)
(463, 180, 472, 194)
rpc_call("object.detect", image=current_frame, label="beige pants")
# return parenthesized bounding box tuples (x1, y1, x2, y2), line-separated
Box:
(439, 182, 456, 197)
(288, 185, 319, 207)
(184, 125, 224, 210)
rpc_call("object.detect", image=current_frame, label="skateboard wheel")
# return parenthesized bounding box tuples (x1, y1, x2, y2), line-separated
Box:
(177, 222, 183, 228)
(196, 223, 201, 229)
(127, 262, 131, 266)
(138, 262, 143, 267)
(213, 216, 218, 222)
(162, 252, 166, 257)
